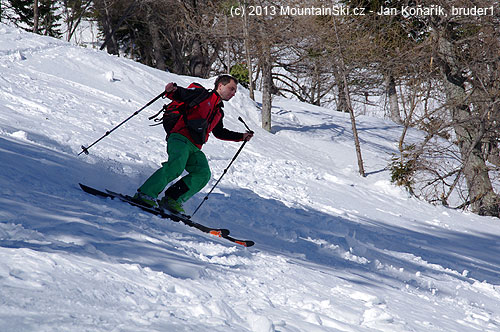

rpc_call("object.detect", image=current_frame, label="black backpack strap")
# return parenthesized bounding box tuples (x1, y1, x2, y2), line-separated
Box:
(148, 107, 165, 121)
(181, 87, 214, 127)
(186, 88, 213, 109)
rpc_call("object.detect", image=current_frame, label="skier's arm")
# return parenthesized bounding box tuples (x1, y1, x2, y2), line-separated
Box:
(212, 117, 252, 142)
(164, 83, 204, 104)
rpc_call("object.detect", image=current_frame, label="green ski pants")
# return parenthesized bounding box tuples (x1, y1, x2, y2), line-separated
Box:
(138, 133, 211, 203)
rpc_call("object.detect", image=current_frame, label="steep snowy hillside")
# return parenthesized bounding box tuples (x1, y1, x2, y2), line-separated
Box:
(1, 24, 500, 332)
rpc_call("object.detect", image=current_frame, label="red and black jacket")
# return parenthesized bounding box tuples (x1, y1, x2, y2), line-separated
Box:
(165, 84, 244, 149)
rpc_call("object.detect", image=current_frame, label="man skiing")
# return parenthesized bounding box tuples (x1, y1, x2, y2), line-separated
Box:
(134, 75, 253, 213)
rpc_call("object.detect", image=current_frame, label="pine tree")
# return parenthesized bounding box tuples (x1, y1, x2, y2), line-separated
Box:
(7, 0, 62, 37)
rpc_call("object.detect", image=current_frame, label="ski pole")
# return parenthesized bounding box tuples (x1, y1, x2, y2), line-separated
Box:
(191, 117, 253, 217)
(79, 91, 166, 156)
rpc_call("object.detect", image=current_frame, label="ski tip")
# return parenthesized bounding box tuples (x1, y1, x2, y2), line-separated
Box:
(79, 183, 96, 192)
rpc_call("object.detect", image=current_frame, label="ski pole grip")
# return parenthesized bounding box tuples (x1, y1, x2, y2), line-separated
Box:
(238, 116, 252, 132)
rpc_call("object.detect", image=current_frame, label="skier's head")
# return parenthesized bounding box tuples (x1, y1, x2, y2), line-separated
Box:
(215, 75, 238, 101)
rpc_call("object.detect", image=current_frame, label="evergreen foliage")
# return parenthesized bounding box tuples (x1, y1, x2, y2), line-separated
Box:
(230, 63, 249, 88)
(8, 0, 62, 37)
(389, 145, 417, 194)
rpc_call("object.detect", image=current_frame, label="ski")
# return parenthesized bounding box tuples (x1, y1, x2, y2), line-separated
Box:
(79, 183, 255, 247)
(79, 183, 229, 236)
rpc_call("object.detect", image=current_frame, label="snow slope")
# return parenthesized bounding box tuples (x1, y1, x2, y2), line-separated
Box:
(1, 23, 500, 332)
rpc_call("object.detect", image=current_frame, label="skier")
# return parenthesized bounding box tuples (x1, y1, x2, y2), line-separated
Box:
(133, 75, 253, 213)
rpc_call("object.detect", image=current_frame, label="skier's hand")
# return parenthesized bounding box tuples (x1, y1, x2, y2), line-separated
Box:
(165, 82, 177, 93)
(242, 131, 254, 142)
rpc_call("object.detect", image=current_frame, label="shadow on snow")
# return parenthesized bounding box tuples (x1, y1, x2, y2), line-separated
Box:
(1, 135, 499, 289)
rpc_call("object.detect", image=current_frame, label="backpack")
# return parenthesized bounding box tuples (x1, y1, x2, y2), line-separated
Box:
(149, 83, 212, 140)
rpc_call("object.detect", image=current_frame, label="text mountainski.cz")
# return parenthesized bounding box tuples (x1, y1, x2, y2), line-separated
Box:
(230, 5, 365, 17)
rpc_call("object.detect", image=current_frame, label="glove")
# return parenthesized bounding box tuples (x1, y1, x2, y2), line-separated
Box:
(242, 131, 254, 142)
(165, 82, 177, 93)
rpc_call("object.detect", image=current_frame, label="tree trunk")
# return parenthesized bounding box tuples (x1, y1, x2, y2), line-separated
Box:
(147, 6, 166, 71)
(333, 66, 348, 113)
(243, 6, 254, 100)
(436, 31, 499, 216)
(312, 59, 321, 106)
(332, 17, 365, 177)
(94, 0, 118, 55)
(166, 30, 186, 74)
(333, 63, 365, 176)
(342, 67, 366, 177)
(224, 15, 230, 74)
(33, 0, 39, 33)
(189, 40, 209, 78)
(485, 141, 500, 167)
(261, 53, 272, 132)
(386, 74, 403, 124)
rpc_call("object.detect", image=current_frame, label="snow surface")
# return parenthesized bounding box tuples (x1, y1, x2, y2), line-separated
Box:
(1, 23, 500, 332)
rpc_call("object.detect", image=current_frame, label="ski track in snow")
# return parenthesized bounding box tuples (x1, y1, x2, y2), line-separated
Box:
(1, 23, 500, 332)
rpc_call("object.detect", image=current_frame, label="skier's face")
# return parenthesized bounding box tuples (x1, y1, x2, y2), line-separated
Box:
(217, 80, 237, 101)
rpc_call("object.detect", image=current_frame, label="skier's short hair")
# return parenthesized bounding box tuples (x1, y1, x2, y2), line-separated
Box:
(214, 75, 238, 89)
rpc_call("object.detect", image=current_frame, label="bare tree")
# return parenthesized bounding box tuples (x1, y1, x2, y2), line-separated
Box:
(33, 0, 39, 33)
(331, 15, 366, 177)
(228, 0, 293, 132)
(242, 2, 255, 100)
(93, 0, 119, 55)
(260, 35, 272, 132)
(62, 0, 93, 42)
(386, 74, 403, 124)
(383, 0, 500, 216)
(423, 1, 499, 216)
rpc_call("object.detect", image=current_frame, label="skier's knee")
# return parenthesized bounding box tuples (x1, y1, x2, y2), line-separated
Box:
(160, 160, 184, 179)
(199, 168, 211, 187)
